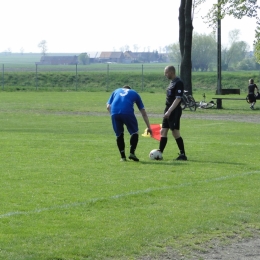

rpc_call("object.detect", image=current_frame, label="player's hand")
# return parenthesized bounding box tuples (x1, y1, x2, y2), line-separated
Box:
(147, 128, 152, 136)
(163, 111, 170, 118)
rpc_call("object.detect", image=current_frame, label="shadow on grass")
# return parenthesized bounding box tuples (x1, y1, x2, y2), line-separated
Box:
(139, 161, 188, 166)
(184, 159, 245, 166)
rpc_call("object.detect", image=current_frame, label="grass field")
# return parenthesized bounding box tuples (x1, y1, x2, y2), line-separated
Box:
(0, 91, 259, 260)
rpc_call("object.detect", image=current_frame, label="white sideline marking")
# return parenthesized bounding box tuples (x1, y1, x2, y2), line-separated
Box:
(1, 171, 259, 219)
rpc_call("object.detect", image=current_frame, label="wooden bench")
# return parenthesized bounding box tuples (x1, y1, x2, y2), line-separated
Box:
(213, 88, 243, 109)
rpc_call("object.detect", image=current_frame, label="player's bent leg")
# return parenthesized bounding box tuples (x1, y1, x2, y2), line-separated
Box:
(129, 133, 139, 161)
(117, 133, 126, 160)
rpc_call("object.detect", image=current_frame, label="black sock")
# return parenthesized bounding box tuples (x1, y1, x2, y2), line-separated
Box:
(175, 137, 185, 155)
(117, 133, 126, 158)
(159, 137, 167, 153)
(130, 133, 138, 154)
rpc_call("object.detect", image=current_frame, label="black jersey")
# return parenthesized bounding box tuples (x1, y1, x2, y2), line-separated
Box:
(165, 77, 184, 108)
(248, 83, 258, 94)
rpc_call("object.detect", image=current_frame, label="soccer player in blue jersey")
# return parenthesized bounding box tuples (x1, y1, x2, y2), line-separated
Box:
(159, 65, 187, 161)
(107, 85, 152, 162)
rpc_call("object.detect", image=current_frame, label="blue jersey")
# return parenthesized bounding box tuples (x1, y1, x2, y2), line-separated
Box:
(107, 88, 145, 115)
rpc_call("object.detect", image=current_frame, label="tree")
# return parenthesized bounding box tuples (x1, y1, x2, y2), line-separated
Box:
(221, 29, 250, 70)
(168, 43, 182, 64)
(78, 53, 90, 65)
(179, 0, 258, 93)
(38, 40, 47, 56)
(179, 0, 193, 94)
(236, 57, 257, 70)
(254, 18, 260, 62)
(222, 40, 249, 70)
(192, 32, 217, 71)
(133, 44, 139, 52)
(169, 32, 217, 71)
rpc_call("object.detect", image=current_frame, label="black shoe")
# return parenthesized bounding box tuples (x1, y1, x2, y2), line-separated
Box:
(129, 153, 139, 161)
(176, 154, 187, 161)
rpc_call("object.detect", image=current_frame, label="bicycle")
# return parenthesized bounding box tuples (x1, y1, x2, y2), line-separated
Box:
(196, 93, 215, 109)
(181, 90, 196, 111)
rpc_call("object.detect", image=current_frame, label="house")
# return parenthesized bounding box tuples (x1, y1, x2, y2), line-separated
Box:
(123, 51, 163, 63)
(124, 51, 139, 63)
(36, 55, 78, 65)
(99, 52, 124, 63)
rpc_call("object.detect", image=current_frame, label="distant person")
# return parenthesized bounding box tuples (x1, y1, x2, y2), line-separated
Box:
(248, 78, 258, 109)
(106, 85, 152, 162)
(158, 65, 187, 160)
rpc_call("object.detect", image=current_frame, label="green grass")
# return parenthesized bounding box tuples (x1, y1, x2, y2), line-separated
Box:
(0, 92, 259, 260)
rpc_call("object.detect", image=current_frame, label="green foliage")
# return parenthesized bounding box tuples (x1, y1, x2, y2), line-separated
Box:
(236, 58, 257, 70)
(192, 32, 217, 71)
(78, 53, 90, 65)
(201, 0, 258, 30)
(1, 69, 259, 93)
(0, 92, 259, 260)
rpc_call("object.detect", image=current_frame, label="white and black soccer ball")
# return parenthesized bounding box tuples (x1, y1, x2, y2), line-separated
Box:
(149, 149, 163, 160)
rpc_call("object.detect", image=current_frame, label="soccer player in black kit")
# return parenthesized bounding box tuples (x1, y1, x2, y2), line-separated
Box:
(248, 78, 258, 109)
(158, 65, 187, 160)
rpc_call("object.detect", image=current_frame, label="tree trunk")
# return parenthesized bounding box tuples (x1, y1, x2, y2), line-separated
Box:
(179, 0, 193, 94)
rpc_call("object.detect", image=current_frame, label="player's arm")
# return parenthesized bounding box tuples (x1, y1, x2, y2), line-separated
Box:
(164, 97, 181, 118)
(106, 103, 111, 113)
(140, 109, 152, 136)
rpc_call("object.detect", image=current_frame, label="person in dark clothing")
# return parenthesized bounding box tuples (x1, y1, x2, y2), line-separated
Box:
(248, 78, 258, 109)
(158, 65, 187, 161)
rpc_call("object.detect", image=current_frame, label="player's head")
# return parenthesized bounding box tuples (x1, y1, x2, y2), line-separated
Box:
(123, 85, 131, 89)
(164, 66, 176, 80)
(249, 78, 254, 84)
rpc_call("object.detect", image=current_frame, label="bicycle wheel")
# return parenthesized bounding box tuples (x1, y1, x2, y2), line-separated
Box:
(200, 101, 215, 109)
(181, 96, 188, 110)
(187, 96, 196, 111)
(181, 100, 187, 110)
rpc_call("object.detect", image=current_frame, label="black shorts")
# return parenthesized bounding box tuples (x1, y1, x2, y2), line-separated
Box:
(248, 94, 256, 103)
(162, 106, 182, 130)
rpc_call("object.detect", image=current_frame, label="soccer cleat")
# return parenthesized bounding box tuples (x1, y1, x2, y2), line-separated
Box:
(176, 154, 187, 161)
(129, 153, 139, 162)
(120, 158, 127, 162)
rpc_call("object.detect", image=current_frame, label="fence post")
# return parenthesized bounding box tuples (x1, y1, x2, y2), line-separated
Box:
(2, 64, 4, 90)
(75, 63, 78, 91)
(35, 64, 38, 90)
(106, 63, 109, 91)
(141, 64, 144, 91)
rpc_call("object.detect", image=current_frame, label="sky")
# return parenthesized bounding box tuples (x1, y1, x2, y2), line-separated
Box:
(0, 0, 258, 54)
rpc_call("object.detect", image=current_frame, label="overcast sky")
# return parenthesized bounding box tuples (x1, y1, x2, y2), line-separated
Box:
(0, 0, 258, 53)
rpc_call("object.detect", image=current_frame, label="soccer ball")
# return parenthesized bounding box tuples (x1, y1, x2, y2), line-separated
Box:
(149, 149, 163, 160)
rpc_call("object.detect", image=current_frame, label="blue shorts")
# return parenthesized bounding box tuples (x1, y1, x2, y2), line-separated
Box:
(111, 114, 139, 137)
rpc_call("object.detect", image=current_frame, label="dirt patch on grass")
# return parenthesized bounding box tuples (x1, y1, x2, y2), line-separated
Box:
(140, 231, 260, 260)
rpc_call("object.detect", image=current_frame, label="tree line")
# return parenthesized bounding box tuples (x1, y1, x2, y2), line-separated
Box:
(169, 29, 259, 71)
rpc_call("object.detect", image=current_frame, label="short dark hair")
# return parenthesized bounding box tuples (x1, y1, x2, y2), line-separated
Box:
(165, 65, 176, 74)
(249, 78, 254, 84)
(123, 85, 131, 89)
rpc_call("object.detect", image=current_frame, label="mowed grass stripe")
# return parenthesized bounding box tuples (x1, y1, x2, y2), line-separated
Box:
(1, 170, 259, 219)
